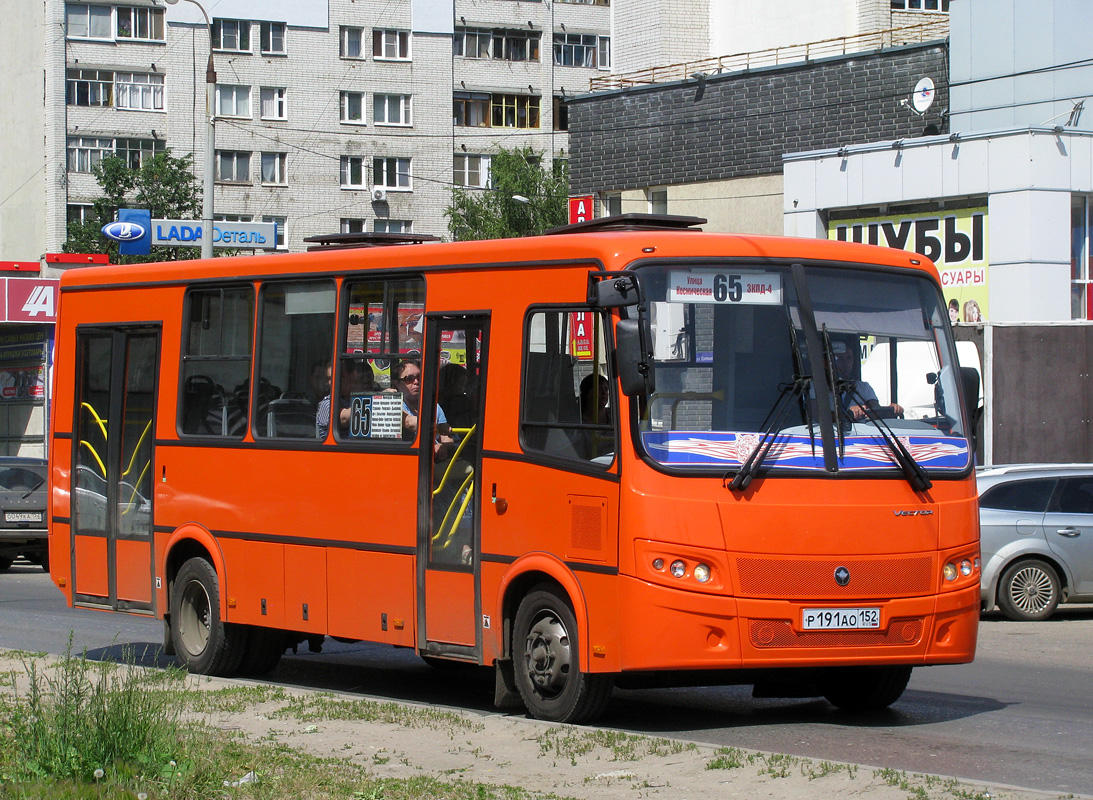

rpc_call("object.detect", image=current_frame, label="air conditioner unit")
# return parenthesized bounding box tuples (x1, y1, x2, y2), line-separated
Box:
(371, 187, 388, 202)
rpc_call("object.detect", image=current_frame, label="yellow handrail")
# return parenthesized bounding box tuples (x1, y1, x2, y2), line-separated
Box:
(432, 473, 475, 550)
(81, 402, 108, 441)
(79, 440, 107, 478)
(431, 425, 476, 498)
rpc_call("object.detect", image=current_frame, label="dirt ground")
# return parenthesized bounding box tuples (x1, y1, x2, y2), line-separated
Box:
(0, 651, 1077, 800)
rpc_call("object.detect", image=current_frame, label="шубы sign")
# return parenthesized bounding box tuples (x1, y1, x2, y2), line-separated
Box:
(828, 208, 988, 323)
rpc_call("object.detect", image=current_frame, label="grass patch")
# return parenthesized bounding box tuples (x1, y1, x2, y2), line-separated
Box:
(267, 693, 483, 734)
(536, 726, 695, 765)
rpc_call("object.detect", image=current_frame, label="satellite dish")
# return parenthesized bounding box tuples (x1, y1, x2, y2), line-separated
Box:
(912, 77, 936, 114)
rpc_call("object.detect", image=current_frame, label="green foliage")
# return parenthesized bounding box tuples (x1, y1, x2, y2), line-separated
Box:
(62, 150, 204, 263)
(445, 147, 569, 241)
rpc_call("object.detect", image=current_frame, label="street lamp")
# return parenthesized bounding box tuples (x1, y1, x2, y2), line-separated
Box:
(163, 0, 215, 259)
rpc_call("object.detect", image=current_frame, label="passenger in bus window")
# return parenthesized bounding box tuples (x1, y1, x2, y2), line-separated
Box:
(392, 359, 425, 439)
(306, 359, 332, 408)
(316, 359, 374, 439)
(577, 373, 613, 460)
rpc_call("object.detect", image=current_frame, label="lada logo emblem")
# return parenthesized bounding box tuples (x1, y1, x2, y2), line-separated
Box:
(834, 566, 851, 586)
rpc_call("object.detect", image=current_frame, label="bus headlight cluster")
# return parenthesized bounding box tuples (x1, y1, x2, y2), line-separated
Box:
(652, 557, 713, 584)
(942, 554, 980, 583)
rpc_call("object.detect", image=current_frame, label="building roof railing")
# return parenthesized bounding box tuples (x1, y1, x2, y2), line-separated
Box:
(588, 19, 949, 93)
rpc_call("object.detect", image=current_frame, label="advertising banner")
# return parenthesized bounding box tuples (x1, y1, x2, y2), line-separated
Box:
(828, 208, 988, 322)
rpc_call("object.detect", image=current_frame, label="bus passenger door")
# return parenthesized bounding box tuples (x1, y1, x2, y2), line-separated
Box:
(71, 327, 159, 613)
(418, 315, 488, 658)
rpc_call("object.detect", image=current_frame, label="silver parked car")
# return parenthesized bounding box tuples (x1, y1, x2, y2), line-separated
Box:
(978, 464, 1093, 620)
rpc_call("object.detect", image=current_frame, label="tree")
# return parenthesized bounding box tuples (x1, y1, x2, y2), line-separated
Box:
(63, 150, 204, 262)
(445, 146, 569, 241)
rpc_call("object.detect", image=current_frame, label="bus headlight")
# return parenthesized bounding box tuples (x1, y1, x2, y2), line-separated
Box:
(959, 560, 973, 577)
(943, 563, 958, 582)
(652, 558, 664, 571)
(693, 563, 711, 583)
(670, 560, 686, 578)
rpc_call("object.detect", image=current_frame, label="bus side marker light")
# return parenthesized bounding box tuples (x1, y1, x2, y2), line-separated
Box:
(670, 560, 686, 578)
(57, 577, 66, 587)
(652, 558, 664, 570)
(228, 597, 237, 608)
(592, 645, 606, 657)
(395, 618, 404, 630)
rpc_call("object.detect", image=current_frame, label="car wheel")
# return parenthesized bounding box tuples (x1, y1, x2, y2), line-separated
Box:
(997, 558, 1060, 621)
(512, 585, 613, 723)
(821, 665, 912, 711)
(170, 557, 245, 676)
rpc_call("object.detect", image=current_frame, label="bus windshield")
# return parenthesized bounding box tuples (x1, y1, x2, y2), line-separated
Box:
(635, 262, 972, 477)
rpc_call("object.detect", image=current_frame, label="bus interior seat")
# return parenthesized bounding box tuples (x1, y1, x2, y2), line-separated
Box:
(266, 396, 317, 438)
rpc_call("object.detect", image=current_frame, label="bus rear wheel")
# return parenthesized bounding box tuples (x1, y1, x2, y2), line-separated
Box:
(170, 557, 245, 676)
(821, 665, 912, 712)
(512, 586, 613, 723)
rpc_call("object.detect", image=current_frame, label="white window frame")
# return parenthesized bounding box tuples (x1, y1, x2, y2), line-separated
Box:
(373, 94, 412, 127)
(260, 21, 286, 55)
(66, 3, 112, 40)
(373, 157, 411, 191)
(340, 156, 367, 188)
(66, 69, 113, 107)
(66, 136, 115, 173)
(454, 153, 490, 188)
(260, 87, 287, 120)
(647, 187, 668, 215)
(68, 203, 96, 225)
(262, 216, 287, 249)
(116, 6, 165, 41)
(373, 29, 410, 60)
(597, 37, 611, 69)
(891, 0, 950, 10)
(216, 151, 252, 184)
(374, 219, 412, 234)
(115, 73, 165, 111)
(341, 26, 365, 59)
(261, 152, 287, 185)
(215, 84, 251, 118)
(340, 91, 366, 124)
(554, 32, 600, 68)
(212, 19, 251, 52)
(341, 218, 367, 234)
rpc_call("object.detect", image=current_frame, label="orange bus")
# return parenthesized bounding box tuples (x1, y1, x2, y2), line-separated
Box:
(48, 215, 980, 723)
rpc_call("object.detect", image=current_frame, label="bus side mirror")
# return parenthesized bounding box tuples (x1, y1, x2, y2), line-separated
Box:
(616, 318, 655, 396)
(591, 275, 640, 308)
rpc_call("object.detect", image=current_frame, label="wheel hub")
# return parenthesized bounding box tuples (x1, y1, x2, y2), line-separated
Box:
(524, 613, 571, 697)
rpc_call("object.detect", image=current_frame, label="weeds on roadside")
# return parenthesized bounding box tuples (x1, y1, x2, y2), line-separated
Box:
(268, 692, 483, 734)
(536, 726, 694, 765)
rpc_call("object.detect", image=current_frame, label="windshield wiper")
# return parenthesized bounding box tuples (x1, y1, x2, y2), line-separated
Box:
(845, 384, 933, 492)
(821, 327, 849, 458)
(21, 478, 45, 500)
(728, 374, 811, 492)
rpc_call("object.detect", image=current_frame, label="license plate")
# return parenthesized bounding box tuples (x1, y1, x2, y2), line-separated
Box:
(802, 607, 880, 630)
(4, 511, 42, 523)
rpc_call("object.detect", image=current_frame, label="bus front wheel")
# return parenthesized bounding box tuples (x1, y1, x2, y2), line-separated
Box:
(821, 665, 912, 712)
(170, 557, 245, 677)
(512, 586, 613, 723)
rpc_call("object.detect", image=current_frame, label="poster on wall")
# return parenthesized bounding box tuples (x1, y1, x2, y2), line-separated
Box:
(828, 208, 988, 323)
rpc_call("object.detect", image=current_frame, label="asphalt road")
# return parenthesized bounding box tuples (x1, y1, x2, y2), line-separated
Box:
(1, 559, 1090, 796)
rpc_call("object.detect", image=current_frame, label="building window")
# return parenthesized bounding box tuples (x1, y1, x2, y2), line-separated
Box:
(373, 29, 410, 60)
(68, 204, 96, 225)
(454, 28, 540, 61)
(340, 92, 365, 123)
(553, 96, 569, 131)
(214, 213, 253, 223)
(554, 33, 607, 68)
(215, 84, 251, 118)
(374, 94, 412, 126)
(341, 26, 364, 59)
(373, 157, 411, 190)
(262, 216, 287, 249)
(891, 0, 950, 10)
(1072, 196, 1093, 319)
(260, 87, 287, 120)
(212, 19, 251, 52)
(66, 69, 112, 107)
(341, 218, 366, 234)
(491, 94, 540, 129)
(454, 92, 490, 127)
(647, 187, 667, 215)
(116, 137, 164, 169)
(374, 219, 411, 234)
(260, 22, 286, 54)
(116, 7, 165, 41)
(67, 136, 115, 173)
(454, 154, 490, 188)
(261, 152, 287, 185)
(216, 151, 251, 183)
(554, 0, 610, 5)
(601, 192, 622, 217)
(340, 156, 367, 188)
(66, 4, 112, 39)
(115, 73, 165, 111)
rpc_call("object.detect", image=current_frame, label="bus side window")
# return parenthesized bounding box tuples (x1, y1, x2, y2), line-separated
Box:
(255, 280, 336, 440)
(179, 286, 254, 437)
(520, 309, 614, 465)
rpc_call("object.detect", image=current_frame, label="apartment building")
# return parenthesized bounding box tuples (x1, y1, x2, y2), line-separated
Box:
(10, 0, 610, 261)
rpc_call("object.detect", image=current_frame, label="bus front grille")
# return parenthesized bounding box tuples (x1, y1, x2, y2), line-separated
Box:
(735, 555, 934, 599)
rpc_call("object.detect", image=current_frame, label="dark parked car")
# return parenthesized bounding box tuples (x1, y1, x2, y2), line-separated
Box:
(978, 464, 1093, 620)
(0, 457, 48, 572)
